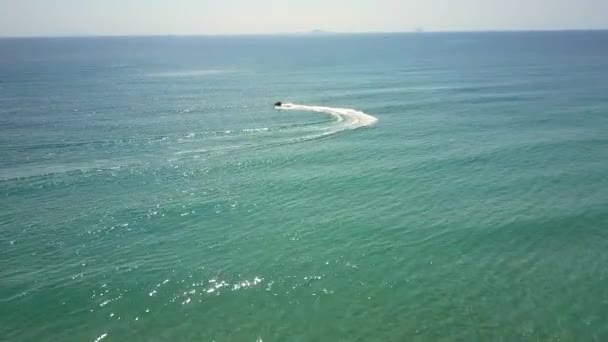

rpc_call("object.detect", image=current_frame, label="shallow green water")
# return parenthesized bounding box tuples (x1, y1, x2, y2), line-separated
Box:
(1, 32, 608, 341)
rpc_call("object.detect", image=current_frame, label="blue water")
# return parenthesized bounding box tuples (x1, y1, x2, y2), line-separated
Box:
(1, 31, 608, 341)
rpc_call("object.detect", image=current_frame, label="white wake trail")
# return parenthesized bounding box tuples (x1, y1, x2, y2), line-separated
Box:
(276, 103, 378, 134)
(174, 103, 377, 157)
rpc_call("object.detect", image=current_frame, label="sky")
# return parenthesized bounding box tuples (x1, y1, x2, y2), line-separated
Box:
(0, 0, 607, 37)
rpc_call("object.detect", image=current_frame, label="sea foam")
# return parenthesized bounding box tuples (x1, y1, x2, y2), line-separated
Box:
(276, 103, 378, 132)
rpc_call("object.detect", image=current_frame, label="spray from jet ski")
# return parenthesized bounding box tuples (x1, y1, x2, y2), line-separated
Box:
(274, 102, 377, 132)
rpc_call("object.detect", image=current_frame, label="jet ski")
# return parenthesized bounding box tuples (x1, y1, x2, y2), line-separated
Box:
(274, 101, 282, 107)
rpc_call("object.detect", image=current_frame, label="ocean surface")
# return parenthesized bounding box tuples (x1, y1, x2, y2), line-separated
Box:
(1, 31, 608, 341)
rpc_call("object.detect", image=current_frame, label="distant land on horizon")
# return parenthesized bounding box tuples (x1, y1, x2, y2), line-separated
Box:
(274, 29, 336, 36)
(1, 28, 607, 39)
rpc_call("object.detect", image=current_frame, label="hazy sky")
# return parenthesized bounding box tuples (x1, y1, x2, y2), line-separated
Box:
(0, 0, 607, 37)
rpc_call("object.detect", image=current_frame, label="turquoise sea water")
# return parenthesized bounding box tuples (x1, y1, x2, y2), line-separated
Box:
(1, 32, 608, 341)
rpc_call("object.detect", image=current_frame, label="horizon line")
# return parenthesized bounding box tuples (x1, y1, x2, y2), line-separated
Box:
(1, 28, 607, 39)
